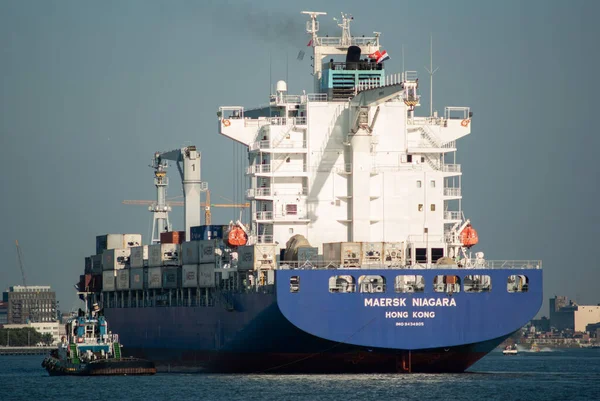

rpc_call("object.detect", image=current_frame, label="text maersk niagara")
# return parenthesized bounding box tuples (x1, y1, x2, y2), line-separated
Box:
(78, 12, 542, 373)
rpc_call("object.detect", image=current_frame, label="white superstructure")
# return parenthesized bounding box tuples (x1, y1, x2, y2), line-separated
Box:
(219, 12, 474, 266)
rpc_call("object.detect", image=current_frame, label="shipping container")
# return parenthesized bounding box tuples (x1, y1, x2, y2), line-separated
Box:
(237, 244, 278, 270)
(162, 267, 181, 289)
(130, 245, 148, 268)
(147, 267, 162, 289)
(198, 240, 221, 263)
(102, 270, 116, 291)
(129, 268, 144, 290)
(84, 257, 92, 274)
(383, 242, 404, 267)
(182, 265, 198, 288)
(122, 234, 142, 248)
(78, 274, 93, 292)
(323, 242, 362, 267)
(296, 247, 319, 262)
(198, 263, 216, 288)
(102, 248, 131, 270)
(160, 231, 186, 244)
(96, 234, 124, 255)
(181, 241, 200, 265)
(116, 269, 130, 290)
(190, 225, 226, 241)
(91, 274, 102, 292)
(362, 242, 384, 265)
(92, 254, 103, 274)
(148, 244, 180, 267)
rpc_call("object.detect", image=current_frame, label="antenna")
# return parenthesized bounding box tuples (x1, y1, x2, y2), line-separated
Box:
(402, 44, 405, 76)
(424, 34, 439, 117)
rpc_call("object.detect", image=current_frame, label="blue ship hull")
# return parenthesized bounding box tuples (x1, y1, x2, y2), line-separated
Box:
(103, 268, 542, 373)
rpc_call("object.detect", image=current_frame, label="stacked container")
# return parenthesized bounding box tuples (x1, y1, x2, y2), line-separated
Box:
(130, 245, 148, 268)
(199, 240, 220, 264)
(296, 247, 319, 262)
(102, 270, 116, 291)
(160, 231, 186, 244)
(102, 248, 131, 270)
(362, 242, 383, 265)
(148, 244, 180, 267)
(181, 241, 200, 265)
(96, 234, 124, 255)
(190, 225, 226, 241)
(198, 264, 216, 287)
(323, 242, 362, 267)
(147, 267, 162, 288)
(383, 242, 405, 266)
(96, 234, 142, 254)
(182, 265, 198, 287)
(116, 269, 130, 290)
(122, 234, 142, 248)
(91, 255, 103, 274)
(162, 267, 181, 289)
(84, 257, 93, 274)
(237, 244, 277, 270)
(129, 268, 145, 290)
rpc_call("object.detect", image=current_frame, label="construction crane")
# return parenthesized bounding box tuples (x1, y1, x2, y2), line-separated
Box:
(15, 240, 27, 288)
(123, 190, 249, 226)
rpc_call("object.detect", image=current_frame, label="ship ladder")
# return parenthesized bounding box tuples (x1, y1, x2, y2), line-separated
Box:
(113, 342, 122, 359)
(69, 344, 81, 364)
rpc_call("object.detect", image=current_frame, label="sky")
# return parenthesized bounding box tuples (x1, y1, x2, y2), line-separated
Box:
(0, 0, 598, 316)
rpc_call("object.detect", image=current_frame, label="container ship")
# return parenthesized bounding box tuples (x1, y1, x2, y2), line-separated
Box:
(77, 12, 542, 373)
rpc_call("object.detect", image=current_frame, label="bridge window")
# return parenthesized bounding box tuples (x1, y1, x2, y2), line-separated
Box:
(290, 276, 300, 293)
(433, 275, 461, 293)
(464, 275, 492, 292)
(507, 275, 529, 293)
(394, 275, 425, 293)
(329, 275, 356, 293)
(358, 275, 386, 293)
(415, 248, 427, 263)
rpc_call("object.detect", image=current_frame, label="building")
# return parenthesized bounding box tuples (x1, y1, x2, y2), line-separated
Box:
(548, 296, 600, 333)
(575, 306, 600, 333)
(2, 286, 57, 324)
(0, 301, 7, 325)
(549, 296, 574, 331)
(531, 316, 550, 332)
(2, 321, 61, 345)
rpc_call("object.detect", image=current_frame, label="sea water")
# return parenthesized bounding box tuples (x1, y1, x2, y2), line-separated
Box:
(1, 348, 599, 401)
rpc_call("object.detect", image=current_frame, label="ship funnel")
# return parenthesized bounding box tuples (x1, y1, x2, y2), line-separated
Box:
(346, 46, 361, 70)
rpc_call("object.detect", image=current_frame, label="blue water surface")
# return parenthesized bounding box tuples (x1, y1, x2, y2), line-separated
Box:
(1, 348, 599, 401)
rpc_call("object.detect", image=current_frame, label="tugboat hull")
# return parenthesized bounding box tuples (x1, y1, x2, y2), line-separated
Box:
(42, 356, 156, 376)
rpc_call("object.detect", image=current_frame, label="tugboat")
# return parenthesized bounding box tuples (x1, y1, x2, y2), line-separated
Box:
(502, 344, 518, 355)
(42, 299, 155, 376)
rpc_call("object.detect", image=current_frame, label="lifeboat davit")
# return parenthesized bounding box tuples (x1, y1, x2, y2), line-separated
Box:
(460, 224, 479, 248)
(226, 226, 248, 247)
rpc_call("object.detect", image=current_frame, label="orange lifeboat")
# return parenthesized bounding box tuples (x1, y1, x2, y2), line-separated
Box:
(227, 226, 248, 247)
(460, 224, 479, 248)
